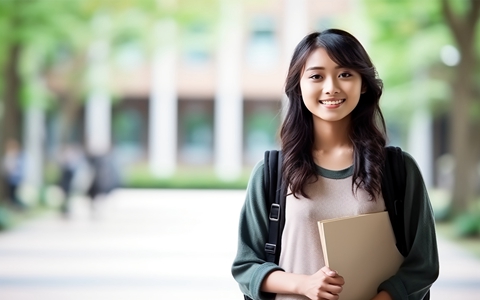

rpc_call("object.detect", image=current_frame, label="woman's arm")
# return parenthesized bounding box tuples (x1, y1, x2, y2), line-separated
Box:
(377, 152, 440, 299)
(262, 267, 344, 300)
(231, 161, 283, 299)
(371, 291, 393, 300)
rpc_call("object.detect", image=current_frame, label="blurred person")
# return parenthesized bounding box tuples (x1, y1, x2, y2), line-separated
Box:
(232, 29, 438, 300)
(2, 138, 25, 210)
(58, 144, 85, 217)
(86, 150, 121, 218)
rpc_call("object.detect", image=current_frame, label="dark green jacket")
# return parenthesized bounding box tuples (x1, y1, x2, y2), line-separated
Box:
(231, 152, 439, 300)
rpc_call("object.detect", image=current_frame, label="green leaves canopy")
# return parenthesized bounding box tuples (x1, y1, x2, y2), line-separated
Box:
(363, 0, 460, 122)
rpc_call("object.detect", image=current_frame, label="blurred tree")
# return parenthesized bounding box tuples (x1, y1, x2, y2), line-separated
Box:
(0, 0, 220, 203)
(363, 0, 451, 122)
(0, 0, 88, 202)
(47, 0, 218, 146)
(440, 0, 480, 216)
(364, 0, 480, 218)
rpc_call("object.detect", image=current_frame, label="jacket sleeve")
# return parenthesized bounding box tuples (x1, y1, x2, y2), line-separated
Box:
(378, 152, 440, 299)
(231, 160, 284, 300)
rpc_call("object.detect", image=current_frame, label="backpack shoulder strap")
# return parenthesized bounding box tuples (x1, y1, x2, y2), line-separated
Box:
(382, 146, 408, 257)
(263, 150, 286, 264)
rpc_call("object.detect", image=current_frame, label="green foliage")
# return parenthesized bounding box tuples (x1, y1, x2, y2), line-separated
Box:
(363, 0, 461, 124)
(436, 221, 480, 259)
(124, 164, 251, 190)
(0, 206, 13, 231)
(429, 188, 452, 221)
(450, 196, 480, 236)
(0, 0, 221, 108)
(454, 212, 480, 237)
(0, 0, 92, 110)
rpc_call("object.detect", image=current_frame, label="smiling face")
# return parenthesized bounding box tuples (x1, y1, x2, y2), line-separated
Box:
(300, 47, 363, 124)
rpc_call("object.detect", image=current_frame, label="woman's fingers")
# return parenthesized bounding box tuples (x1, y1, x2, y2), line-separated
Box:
(320, 266, 337, 277)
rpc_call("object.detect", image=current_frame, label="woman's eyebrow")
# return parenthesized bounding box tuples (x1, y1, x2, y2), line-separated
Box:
(304, 65, 344, 72)
(305, 66, 324, 71)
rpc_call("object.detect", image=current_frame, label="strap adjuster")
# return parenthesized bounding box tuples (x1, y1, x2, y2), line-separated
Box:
(265, 243, 276, 255)
(269, 203, 280, 221)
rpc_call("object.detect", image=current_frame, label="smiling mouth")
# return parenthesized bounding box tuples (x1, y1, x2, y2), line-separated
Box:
(319, 99, 346, 105)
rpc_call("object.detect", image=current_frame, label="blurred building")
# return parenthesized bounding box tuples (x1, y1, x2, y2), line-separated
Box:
(47, 0, 362, 180)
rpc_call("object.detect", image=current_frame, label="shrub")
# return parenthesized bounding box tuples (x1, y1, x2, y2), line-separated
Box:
(0, 207, 13, 231)
(454, 212, 480, 237)
(123, 165, 251, 190)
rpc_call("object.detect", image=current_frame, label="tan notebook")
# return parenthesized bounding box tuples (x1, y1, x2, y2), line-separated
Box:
(317, 211, 404, 300)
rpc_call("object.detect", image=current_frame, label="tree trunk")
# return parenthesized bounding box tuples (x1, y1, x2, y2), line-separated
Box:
(442, 0, 480, 216)
(0, 43, 23, 203)
(58, 95, 82, 145)
(472, 122, 480, 201)
(2, 44, 23, 142)
(450, 68, 474, 215)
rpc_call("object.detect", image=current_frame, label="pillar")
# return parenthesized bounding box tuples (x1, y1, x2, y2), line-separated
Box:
(214, 0, 243, 181)
(85, 16, 111, 156)
(149, 19, 178, 178)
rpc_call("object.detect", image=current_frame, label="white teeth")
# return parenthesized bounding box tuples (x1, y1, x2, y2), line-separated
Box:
(320, 99, 344, 105)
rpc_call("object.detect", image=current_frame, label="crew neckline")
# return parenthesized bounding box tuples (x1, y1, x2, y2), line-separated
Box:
(315, 164, 354, 179)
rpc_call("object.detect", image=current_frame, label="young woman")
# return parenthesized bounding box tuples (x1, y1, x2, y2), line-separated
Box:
(231, 29, 439, 300)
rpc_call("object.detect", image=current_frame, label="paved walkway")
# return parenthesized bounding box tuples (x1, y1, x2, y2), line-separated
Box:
(0, 189, 478, 300)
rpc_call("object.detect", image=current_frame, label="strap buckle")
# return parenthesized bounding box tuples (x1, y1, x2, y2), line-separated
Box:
(269, 203, 280, 221)
(265, 243, 276, 255)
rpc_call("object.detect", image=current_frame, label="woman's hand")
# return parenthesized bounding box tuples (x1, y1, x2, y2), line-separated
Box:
(298, 266, 345, 300)
(371, 290, 392, 300)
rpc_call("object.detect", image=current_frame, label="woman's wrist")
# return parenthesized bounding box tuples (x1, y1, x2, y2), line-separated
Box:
(371, 290, 393, 300)
(262, 271, 307, 296)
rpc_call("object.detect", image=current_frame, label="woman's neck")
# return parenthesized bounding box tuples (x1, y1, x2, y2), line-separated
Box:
(311, 118, 354, 170)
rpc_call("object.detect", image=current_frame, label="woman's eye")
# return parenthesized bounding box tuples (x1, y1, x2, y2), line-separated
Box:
(309, 74, 322, 80)
(339, 72, 352, 78)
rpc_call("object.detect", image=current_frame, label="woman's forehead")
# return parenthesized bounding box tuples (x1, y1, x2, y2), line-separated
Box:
(303, 48, 340, 69)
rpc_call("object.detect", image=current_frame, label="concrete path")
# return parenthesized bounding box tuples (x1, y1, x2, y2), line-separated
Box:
(0, 189, 478, 300)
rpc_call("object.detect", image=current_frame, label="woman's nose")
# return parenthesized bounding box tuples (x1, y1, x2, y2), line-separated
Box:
(323, 77, 340, 94)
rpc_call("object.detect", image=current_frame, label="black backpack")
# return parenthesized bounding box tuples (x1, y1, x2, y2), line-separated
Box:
(244, 146, 430, 299)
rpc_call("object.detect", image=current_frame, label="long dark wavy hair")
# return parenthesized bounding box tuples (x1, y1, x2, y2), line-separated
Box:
(280, 29, 387, 199)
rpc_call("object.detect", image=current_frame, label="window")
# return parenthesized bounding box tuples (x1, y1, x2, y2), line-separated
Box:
(244, 100, 281, 164)
(182, 22, 212, 66)
(246, 16, 278, 69)
(178, 100, 214, 165)
(113, 39, 145, 70)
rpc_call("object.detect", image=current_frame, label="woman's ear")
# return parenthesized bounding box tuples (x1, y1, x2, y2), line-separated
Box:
(361, 86, 367, 94)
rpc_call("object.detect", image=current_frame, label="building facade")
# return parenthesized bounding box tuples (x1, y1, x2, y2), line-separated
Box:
(45, 0, 369, 181)
(107, 0, 358, 179)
